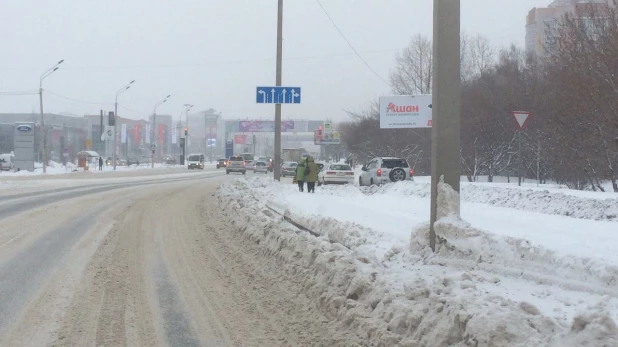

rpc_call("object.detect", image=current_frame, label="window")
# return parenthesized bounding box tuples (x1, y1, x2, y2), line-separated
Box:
(330, 164, 351, 171)
(381, 159, 409, 168)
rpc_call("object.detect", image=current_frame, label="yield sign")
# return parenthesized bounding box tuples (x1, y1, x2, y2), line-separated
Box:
(512, 111, 531, 130)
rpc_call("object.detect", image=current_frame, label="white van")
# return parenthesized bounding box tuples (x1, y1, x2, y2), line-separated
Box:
(187, 154, 205, 170)
(0, 153, 14, 171)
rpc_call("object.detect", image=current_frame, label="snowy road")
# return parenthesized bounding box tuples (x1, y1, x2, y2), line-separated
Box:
(0, 171, 356, 346)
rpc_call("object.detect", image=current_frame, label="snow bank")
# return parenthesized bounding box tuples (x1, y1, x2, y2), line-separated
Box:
(216, 177, 618, 346)
(366, 180, 618, 222)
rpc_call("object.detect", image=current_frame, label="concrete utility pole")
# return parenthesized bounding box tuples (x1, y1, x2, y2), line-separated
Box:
(183, 104, 194, 163)
(113, 80, 135, 170)
(430, 0, 461, 252)
(273, 0, 283, 181)
(152, 95, 171, 168)
(39, 59, 64, 173)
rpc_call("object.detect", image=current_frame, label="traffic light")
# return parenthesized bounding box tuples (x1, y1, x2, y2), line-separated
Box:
(184, 127, 188, 136)
(108, 111, 115, 126)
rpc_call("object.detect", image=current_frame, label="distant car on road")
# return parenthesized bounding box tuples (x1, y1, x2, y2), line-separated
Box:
(359, 157, 414, 186)
(187, 154, 205, 170)
(127, 158, 140, 166)
(117, 159, 127, 166)
(318, 163, 354, 185)
(216, 158, 227, 169)
(281, 162, 297, 177)
(254, 161, 268, 174)
(226, 155, 246, 175)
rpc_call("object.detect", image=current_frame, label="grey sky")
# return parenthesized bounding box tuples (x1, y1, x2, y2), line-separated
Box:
(1, 0, 546, 121)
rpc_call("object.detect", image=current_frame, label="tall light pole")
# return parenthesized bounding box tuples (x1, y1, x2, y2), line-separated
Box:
(152, 95, 171, 168)
(113, 80, 135, 170)
(183, 104, 194, 162)
(430, 0, 461, 251)
(273, 0, 283, 181)
(39, 59, 64, 173)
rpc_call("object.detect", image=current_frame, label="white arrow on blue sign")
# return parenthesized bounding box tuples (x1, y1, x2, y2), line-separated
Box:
(256, 86, 301, 104)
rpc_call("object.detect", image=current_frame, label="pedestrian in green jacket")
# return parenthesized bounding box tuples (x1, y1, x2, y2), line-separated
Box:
(305, 156, 318, 193)
(295, 158, 306, 192)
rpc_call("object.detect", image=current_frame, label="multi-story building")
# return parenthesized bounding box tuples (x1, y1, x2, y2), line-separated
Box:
(526, 0, 610, 57)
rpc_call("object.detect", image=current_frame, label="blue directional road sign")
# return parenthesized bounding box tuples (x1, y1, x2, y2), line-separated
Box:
(256, 86, 301, 104)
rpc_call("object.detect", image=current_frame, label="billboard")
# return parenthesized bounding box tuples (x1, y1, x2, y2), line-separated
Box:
(238, 120, 294, 132)
(234, 134, 247, 144)
(379, 95, 432, 129)
(314, 130, 340, 145)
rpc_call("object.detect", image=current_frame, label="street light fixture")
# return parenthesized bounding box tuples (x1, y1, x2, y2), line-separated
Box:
(152, 95, 171, 168)
(39, 59, 64, 173)
(113, 80, 136, 170)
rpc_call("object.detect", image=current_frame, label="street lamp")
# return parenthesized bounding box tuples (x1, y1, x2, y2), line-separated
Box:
(152, 95, 171, 168)
(113, 80, 135, 170)
(39, 59, 64, 173)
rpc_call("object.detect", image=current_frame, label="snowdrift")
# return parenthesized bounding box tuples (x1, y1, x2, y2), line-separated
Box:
(364, 180, 618, 222)
(216, 177, 617, 346)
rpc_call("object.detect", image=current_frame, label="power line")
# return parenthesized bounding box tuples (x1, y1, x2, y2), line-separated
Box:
(315, 0, 391, 87)
(0, 49, 401, 72)
(0, 90, 38, 96)
(45, 90, 113, 106)
(45, 91, 142, 115)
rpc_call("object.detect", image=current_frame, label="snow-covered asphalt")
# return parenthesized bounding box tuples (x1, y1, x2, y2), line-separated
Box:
(0, 169, 358, 346)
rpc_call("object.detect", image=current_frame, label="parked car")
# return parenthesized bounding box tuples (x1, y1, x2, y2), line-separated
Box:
(281, 161, 297, 177)
(358, 157, 414, 186)
(127, 158, 140, 166)
(216, 158, 227, 169)
(318, 163, 354, 185)
(254, 161, 268, 174)
(0, 154, 14, 171)
(226, 155, 246, 175)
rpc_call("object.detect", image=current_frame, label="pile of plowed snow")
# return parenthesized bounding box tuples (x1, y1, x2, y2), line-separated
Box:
(363, 181, 618, 222)
(216, 178, 617, 346)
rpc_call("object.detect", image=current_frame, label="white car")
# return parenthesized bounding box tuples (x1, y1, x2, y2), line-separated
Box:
(358, 157, 414, 186)
(254, 161, 268, 174)
(245, 160, 255, 170)
(318, 163, 354, 185)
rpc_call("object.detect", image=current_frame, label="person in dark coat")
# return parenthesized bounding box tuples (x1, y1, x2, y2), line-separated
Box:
(98, 157, 103, 171)
(295, 158, 306, 192)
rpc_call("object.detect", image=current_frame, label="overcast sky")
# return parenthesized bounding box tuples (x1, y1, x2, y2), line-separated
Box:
(0, 0, 548, 122)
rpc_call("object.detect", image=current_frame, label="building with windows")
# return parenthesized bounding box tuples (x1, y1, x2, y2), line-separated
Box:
(0, 113, 86, 164)
(525, 0, 608, 57)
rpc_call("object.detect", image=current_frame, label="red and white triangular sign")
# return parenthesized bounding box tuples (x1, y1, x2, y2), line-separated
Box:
(512, 111, 531, 130)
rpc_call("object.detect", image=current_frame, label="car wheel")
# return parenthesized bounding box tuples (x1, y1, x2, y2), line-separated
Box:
(359, 177, 363, 186)
(370, 178, 374, 186)
(389, 168, 406, 182)
(226, 170, 229, 174)
(242, 171, 246, 175)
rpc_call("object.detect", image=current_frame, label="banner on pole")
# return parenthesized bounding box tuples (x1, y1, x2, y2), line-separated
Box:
(121, 124, 127, 144)
(145, 124, 151, 144)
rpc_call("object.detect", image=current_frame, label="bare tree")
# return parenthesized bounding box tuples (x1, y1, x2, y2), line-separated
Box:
(390, 34, 433, 95)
